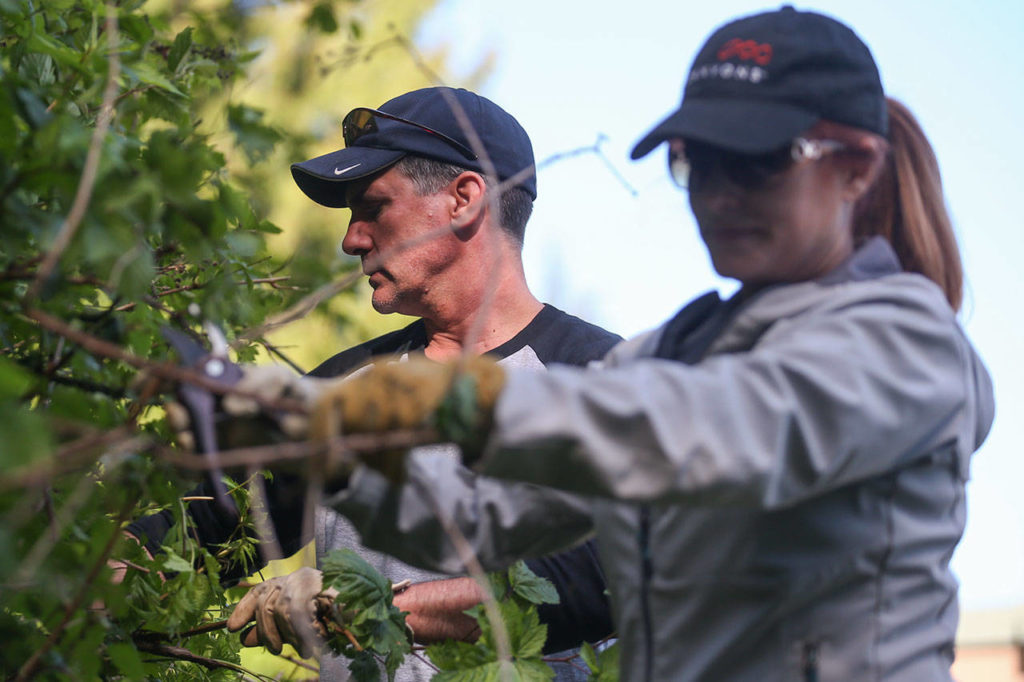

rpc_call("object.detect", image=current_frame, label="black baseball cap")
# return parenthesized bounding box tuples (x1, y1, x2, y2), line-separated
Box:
(291, 87, 537, 208)
(632, 5, 887, 158)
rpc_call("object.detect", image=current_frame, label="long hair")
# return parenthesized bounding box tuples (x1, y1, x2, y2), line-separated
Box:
(852, 98, 963, 310)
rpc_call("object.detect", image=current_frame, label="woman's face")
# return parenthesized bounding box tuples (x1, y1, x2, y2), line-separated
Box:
(683, 137, 858, 288)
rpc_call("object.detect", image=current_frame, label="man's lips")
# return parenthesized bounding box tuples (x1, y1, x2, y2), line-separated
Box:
(365, 268, 391, 287)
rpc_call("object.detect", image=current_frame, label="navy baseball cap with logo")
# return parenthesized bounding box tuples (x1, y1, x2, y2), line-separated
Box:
(632, 5, 887, 158)
(291, 87, 537, 208)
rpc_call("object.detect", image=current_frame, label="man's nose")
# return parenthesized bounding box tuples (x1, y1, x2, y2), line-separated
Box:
(341, 220, 371, 257)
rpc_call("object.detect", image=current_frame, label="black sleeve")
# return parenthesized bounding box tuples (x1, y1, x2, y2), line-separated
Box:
(125, 472, 310, 585)
(526, 539, 614, 653)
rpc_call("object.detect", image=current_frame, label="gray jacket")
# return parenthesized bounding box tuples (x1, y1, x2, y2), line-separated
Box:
(336, 239, 995, 681)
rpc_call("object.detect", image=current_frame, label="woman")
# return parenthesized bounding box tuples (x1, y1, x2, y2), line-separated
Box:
(237, 7, 994, 681)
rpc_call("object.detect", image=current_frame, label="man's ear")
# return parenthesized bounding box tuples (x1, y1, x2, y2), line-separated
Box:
(450, 172, 488, 230)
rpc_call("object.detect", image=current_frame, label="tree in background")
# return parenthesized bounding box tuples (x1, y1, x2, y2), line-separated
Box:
(190, 0, 494, 369)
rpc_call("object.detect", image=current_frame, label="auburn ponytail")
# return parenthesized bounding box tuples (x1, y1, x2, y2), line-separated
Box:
(853, 98, 963, 311)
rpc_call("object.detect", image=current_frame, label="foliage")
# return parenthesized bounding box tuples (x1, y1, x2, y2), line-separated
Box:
(0, 0, 382, 677)
(580, 640, 620, 682)
(321, 548, 412, 681)
(424, 561, 561, 682)
(0, 0, 607, 679)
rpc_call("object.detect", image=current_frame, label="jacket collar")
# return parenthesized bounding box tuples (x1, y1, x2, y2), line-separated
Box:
(655, 238, 905, 362)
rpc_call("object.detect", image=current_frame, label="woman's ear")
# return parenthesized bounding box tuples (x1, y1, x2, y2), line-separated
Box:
(841, 136, 888, 202)
(450, 172, 487, 230)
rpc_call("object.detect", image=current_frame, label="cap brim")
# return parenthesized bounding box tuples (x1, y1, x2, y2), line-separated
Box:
(290, 147, 406, 208)
(631, 99, 820, 159)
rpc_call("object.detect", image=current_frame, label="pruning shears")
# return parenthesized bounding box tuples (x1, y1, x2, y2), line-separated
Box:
(162, 322, 245, 514)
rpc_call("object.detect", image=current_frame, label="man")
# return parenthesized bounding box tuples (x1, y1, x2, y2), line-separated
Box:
(128, 87, 617, 680)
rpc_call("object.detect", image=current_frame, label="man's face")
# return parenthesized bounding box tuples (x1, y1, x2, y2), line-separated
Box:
(342, 166, 460, 315)
(683, 139, 854, 287)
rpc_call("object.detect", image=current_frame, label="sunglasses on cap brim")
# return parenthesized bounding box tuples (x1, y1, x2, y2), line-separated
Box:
(342, 107, 478, 161)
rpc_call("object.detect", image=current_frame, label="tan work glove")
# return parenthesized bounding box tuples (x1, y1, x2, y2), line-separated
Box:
(310, 356, 505, 476)
(164, 364, 324, 451)
(226, 567, 338, 658)
(220, 364, 325, 439)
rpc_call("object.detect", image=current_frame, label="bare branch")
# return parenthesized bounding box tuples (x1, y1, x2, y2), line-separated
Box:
(153, 429, 438, 471)
(134, 640, 257, 674)
(25, 308, 306, 414)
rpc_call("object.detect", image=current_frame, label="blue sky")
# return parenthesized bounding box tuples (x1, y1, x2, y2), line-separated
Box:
(420, 0, 1024, 611)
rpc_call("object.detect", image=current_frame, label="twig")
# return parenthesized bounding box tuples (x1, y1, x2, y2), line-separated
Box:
(0, 425, 138, 492)
(153, 428, 438, 471)
(26, 3, 120, 301)
(258, 338, 306, 374)
(134, 640, 256, 673)
(133, 619, 229, 642)
(279, 653, 320, 673)
(25, 308, 306, 414)
(232, 270, 363, 345)
(110, 558, 151, 574)
(326, 620, 363, 651)
(409, 648, 442, 672)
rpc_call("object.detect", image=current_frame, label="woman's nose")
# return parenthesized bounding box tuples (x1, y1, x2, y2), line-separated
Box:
(689, 168, 745, 215)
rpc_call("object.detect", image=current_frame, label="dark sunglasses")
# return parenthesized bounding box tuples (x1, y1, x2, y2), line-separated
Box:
(342, 107, 478, 161)
(669, 137, 846, 190)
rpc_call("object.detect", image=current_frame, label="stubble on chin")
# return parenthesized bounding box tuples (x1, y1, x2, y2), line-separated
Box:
(369, 285, 407, 315)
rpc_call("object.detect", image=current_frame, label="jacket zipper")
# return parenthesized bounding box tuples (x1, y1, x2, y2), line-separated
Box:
(639, 505, 654, 682)
(801, 641, 819, 682)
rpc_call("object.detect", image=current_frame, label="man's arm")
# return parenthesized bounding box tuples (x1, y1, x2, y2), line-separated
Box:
(392, 538, 613, 651)
(392, 578, 483, 643)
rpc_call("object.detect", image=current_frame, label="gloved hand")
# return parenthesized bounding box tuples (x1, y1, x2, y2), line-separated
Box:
(164, 364, 326, 451)
(226, 567, 339, 658)
(220, 364, 325, 439)
(310, 355, 505, 473)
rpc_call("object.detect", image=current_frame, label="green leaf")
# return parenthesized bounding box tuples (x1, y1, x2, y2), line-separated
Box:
(25, 31, 82, 70)
(0, 402, 53, 471)
(167, 27, 193, 72)
(0, 356, 33, 400)
(427, 639, 493, 672)
(580, 642, 598, 672)
(322, 548, 393, 614)
(321, 549, 411, 676)
(125, 60, 185, 97)
(307, 2, 339, 33)
(107, 642, 146, 678)
(591, 641, 621, 681)
(157, 550, 194, 574)
(227, 103, 282, 163)
(224, 231, 262, 259)
(347, 650, 383, 682)
(508, 560, 559, 606)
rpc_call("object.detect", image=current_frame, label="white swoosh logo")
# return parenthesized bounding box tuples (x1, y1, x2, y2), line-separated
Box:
(334, 163, 361, 176)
